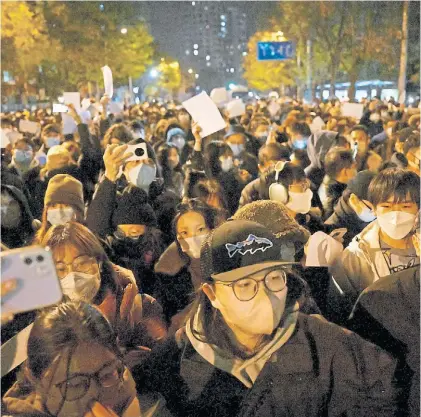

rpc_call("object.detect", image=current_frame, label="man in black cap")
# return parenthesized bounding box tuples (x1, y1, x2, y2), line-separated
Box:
(325, 170, 377, 248)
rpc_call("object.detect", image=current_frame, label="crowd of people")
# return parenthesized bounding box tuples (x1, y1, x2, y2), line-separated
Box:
(1, 92, 420, 416)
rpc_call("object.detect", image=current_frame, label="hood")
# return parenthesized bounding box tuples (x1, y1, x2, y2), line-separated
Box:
(3, 380, 49, 417)
(1, 184, 34, 225)
(154, 241, 187, 276)
(305, 130, 339, 174)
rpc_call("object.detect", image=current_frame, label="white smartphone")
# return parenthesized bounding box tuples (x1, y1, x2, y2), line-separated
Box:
(1, 246, 63, 315)
(52, 103, 69, 113)
(125, 143, 148, 162)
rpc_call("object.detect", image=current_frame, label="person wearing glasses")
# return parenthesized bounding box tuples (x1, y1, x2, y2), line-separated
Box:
(2, 301, 169, 417)
(133, 220, 399, 417)
(40, 222, 167, 367)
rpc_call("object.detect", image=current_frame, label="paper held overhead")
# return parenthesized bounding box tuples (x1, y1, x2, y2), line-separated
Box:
(226, 99, 246, 119)
(101, 65, 114, 98)
(19, 119, 40, 134)
(62, 114, 77, 135)
(309, 116, 326, 134)
(62, 92, 81, 112)
(341, 103, 364, 120)
(210, 87, 229, 106)
(182, 91, 226, 138)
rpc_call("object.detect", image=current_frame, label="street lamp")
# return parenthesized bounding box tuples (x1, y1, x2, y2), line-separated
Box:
(150, 69, 159, 78)
(121, 27, 128, 34)
(195, 73, 199, 79)
(188, 68, 193, 74)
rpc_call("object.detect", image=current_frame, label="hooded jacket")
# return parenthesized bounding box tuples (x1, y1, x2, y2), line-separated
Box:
(132, 313, 399, 417)
(1, 184, 35, 249)
(334, 221, 403, 304)
(325, 195, 373, 248)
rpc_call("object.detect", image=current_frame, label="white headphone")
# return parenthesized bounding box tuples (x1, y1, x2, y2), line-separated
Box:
(268, 161, 289, 204)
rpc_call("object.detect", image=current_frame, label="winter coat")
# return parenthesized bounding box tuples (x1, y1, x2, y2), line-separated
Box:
(154, 242, 201, 328)
(238, 178, 261, 209)
(318, 176, 347, 220)
(349, 266, 420, 416)
(325, 195, 373, 248)
(332, 221, 414, 305)
(132, 313, 400, 417)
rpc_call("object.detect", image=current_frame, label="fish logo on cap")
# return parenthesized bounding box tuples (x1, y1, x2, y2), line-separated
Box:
(225, 234, 273, 258)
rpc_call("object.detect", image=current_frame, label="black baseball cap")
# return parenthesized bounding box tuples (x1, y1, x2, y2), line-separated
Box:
(200, 220, 296, 282)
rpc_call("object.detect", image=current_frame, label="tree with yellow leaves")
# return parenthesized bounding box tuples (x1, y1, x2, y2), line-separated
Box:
(243, 31, 297, 92)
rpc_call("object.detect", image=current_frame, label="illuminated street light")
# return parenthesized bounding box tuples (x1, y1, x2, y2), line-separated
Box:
(195, 73, 199, 79)
(169, 61, 179, 69)
(206, 55, 210, 61)
(150, 69, 159, 78)
(188, 68, 193, 74)
(121, 27, 128, 34)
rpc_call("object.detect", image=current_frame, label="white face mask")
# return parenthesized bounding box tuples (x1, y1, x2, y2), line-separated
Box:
(356, 206, 376, 223)
(377, 211, 417, 240)
(170, 136, 186, 150)
(179, 234, 207, 259)
(127, 163, 156, 190)
(60, 271, 100, 302)
(47, 207, 75, 225)
(220, 157, 234, 172)
(228, 143, 244, 157)
(286, 189, 313, 214)
(211, 285, 287, 335)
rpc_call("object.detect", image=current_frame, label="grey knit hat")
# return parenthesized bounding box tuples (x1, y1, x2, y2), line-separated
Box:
(232, 200, 311, 247)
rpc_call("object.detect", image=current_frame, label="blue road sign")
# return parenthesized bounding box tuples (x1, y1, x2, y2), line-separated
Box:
(257, 41, 295, 61)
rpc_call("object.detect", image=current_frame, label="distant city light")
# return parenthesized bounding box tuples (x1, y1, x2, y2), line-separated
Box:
(196, 86, 200, 90)
(186, 50, 190, 55)
(99, 4, 104, 11)
(226, 69, 229, 73)
(248, 92, 254, 97)
(221, 15, 225, 20)
(206, 55, 210, 61)
(221, 22, 226, 27)
(206, 62, 211, 67)
(242, 51, 248, 56)
(194, 50, 199, 56)
(229, 83, 236, 90)
(188, 68, 193, 74)
(193, 44, 198, 49)
(150, 69, 159, 78)
(230, 68, 235, 73)
(133, 87, 139, 94)
(192, 1, 195, 5)
(121, 28, 128, 34)
(161, 57, 165, 62)
(204, 6, 208, 11)
(195, 73, 199, 79)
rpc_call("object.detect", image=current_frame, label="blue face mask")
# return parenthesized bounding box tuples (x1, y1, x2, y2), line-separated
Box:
(292, 139, 307, 150)
(46, 136, 61, 148)
(127, 163, 157, 190)
(14, 150, 33, 164)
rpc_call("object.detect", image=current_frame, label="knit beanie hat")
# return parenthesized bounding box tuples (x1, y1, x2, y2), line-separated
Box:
(112, 186, 157, 228)
(46, 145, 71, 171)
(346, 170, 376, 202)
(232, 200, 310, 247)
(44, 174, 84, 214)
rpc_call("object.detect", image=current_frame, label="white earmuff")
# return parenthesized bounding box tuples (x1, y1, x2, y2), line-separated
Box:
(269, 161, 288, 204)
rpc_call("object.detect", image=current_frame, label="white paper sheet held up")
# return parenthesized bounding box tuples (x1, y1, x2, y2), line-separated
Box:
(109, 101, 124, 115)
(341, 103, 364, 120)
(102, 65, 114, 98)
(63, 92, 81, 111)
(182, 92, 226, 138)
(226, 99, 246, 118)
(310, 116, 325, 134)
(19, 119, 40, 134)
(210, 88, 229, 106)
(62, 113, 77, 135)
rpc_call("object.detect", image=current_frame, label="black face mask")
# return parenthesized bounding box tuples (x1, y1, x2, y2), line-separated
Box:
(111, 232, 150, 258)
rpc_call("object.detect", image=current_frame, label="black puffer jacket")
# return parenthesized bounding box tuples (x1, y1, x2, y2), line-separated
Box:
(133, 313, 400, 417)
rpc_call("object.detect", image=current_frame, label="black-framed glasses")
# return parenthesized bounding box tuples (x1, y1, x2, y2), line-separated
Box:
(55, 360, 125, 402)
(55, 255, 98, 279)
(213, 268, 287, 301)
